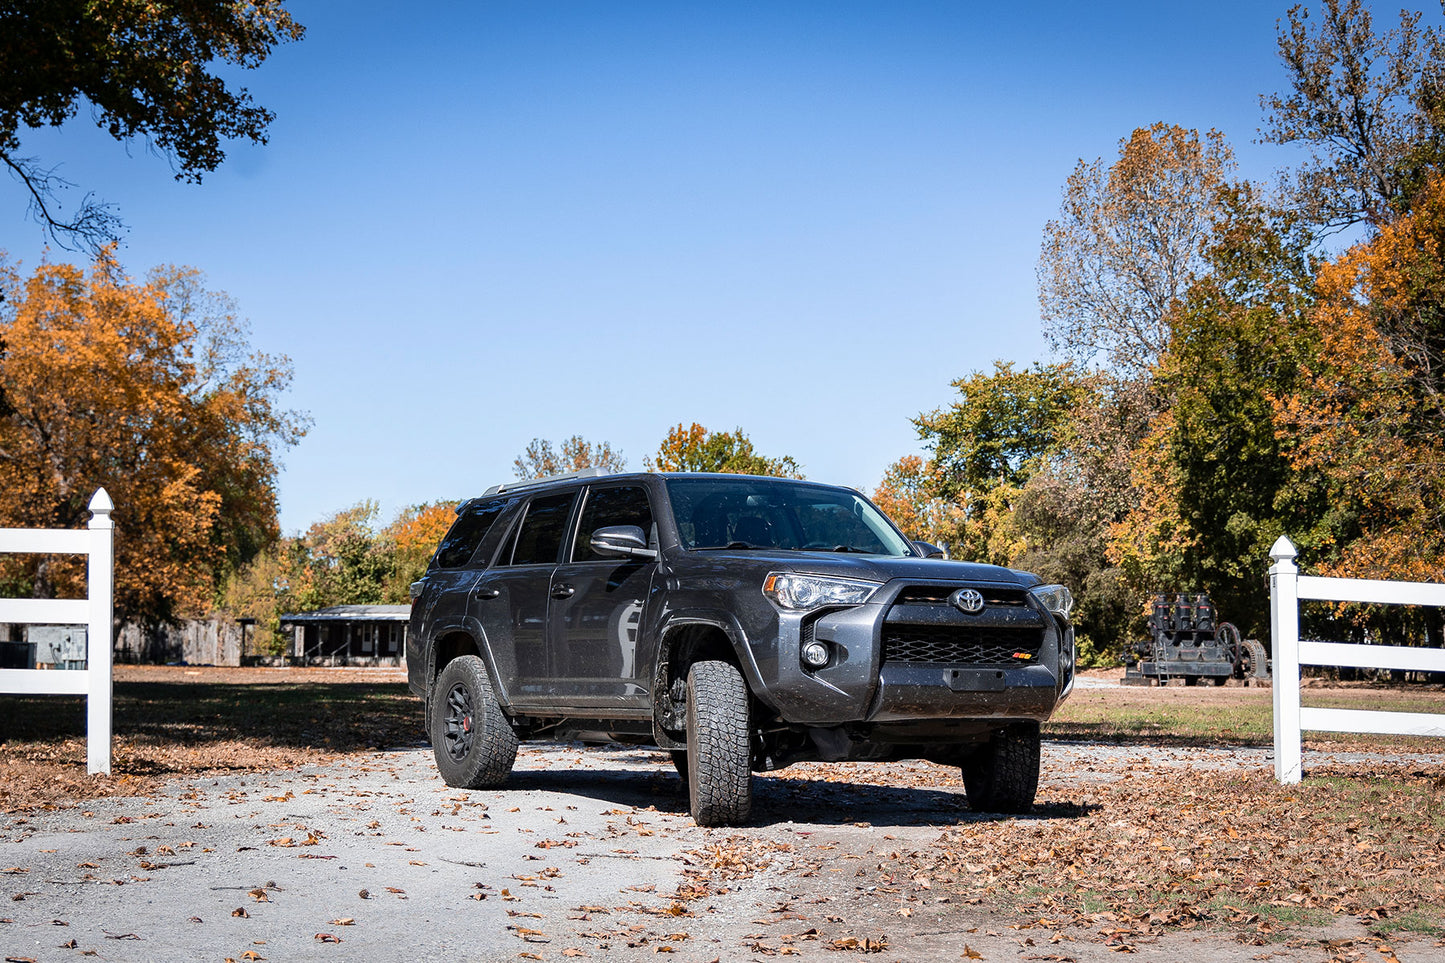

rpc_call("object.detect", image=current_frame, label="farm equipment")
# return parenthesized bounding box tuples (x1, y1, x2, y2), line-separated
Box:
(1121, 593, 1270, 686)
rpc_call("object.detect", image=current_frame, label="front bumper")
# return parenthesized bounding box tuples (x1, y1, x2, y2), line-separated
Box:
(747, 577, 1074, 728)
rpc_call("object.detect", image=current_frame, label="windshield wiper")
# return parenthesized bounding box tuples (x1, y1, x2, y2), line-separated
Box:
(695, 541, 772, 550)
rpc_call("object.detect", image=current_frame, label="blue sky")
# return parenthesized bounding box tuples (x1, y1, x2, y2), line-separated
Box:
(1, 1, 1330, 532)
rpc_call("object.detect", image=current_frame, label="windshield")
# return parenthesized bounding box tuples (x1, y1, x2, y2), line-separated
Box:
(666, 477, 914, 556)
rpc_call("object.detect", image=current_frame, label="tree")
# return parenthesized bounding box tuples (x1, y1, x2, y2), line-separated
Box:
(0, 251, 306, 623)
(905, 362, 1135, 663)
(1275, 170, 1445, 584)
(380, 500, 458, 601)
(514, 435, 626, 479)
(1, 0, 304, 250)
(1109, 186, 1325, 637)
(1261, 0, 1445, 230)
(870, 455, 962, 551)
(914, 361, 1090, 509)
(1038, 124, 1236, 377)
(644, 423, 802, 477)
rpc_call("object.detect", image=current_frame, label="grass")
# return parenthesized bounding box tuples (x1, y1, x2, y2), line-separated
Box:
(1046, 678, 1445, 750)
(0, 672, 420, 811)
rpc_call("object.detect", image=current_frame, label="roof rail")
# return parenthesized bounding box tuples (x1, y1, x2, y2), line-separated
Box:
(481, 466, 613, 496)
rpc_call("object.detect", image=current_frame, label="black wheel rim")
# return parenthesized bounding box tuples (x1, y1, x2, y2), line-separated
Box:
(443, 681, 475, 762)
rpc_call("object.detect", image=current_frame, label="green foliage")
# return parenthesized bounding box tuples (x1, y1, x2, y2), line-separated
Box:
(646, 423, 802, 477)
(220, 500, 458, 654)
(915, 360, 1090, 509)
(1, 0, 304, 248)
(1111, 186, 1326, 637)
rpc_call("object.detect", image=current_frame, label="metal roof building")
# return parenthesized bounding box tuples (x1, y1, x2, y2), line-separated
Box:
(279, 605, 409, 665)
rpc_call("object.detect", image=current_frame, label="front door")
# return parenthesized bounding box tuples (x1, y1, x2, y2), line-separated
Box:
(547, 483, 657, 710)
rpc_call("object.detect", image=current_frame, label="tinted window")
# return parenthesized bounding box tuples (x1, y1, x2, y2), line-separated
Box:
(665, 477, 911, 555)
(434, 500, 507, 568)
(507, 491, 578, 565)
(572, 485, 655, 562)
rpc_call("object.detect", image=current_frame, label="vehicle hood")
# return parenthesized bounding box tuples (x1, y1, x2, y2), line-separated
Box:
(673, 549, 1040, 587)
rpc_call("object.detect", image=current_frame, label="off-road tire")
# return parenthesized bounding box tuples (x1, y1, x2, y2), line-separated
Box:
(1242, 638, 1270, 680)
(961, 721, 1040, 814)
(685, 660, 752, 826)
(431, 655, 518, 789)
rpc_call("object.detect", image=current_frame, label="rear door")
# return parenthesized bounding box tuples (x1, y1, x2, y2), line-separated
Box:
(471, 489, 579, 708)
(547, 483, 658, 710)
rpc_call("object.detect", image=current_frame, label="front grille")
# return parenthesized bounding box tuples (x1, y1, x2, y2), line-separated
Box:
(882, 624, 1044, 666)
(893, 585, 1030, 607)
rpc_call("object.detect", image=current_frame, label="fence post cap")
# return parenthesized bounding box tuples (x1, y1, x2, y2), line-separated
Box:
(1269, 535, 1297, 562)
(88, 488, 114, 527)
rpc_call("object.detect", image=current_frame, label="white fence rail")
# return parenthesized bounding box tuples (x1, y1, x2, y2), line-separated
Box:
(1269, 535, 1445, 784)
(0, 489, 114, 774)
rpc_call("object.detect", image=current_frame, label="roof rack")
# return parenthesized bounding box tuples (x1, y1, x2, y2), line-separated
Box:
(481, 466, 613, 496)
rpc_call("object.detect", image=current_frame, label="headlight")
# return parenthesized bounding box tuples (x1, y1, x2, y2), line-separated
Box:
(1030, 583, 1074, 619)
(762, 573, 881, 611)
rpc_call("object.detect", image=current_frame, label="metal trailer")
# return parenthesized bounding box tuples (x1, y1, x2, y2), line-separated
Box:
(1121, 593, 1270, 686)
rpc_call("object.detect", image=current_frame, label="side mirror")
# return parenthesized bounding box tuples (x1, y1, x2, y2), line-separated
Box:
(912, 541, 946, 560)
(590, 524, 658, 560)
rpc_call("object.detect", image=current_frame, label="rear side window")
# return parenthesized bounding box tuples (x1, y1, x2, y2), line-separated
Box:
(434, 500, 507, 568)
(506, 491, 578, 566)
(572, 485, 655, 562)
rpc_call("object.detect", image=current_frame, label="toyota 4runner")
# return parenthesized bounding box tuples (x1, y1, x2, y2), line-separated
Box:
(407, 469, 1075, 826)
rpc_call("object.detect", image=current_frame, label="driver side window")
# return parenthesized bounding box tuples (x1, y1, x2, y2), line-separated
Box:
(572, 485, 655, 562)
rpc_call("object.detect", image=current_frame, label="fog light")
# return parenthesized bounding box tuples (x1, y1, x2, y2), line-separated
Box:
(801, 641, 830, 668)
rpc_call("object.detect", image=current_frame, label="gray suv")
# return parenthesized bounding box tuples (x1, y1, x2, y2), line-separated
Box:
(407, 469, 1075, 826)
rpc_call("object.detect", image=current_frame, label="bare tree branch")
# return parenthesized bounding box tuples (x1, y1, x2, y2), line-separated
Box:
(2, 151, 123, 253)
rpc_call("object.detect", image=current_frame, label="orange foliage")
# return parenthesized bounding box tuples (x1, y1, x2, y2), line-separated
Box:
(1274, 173, 1445, 581)
(0, 252, 304, 621)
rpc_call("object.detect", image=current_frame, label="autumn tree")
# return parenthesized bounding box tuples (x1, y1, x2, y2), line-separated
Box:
(1261, 0, 1445, 230)
(1, 0, 304, 250)
(1038, 123, 1235, 377)
(380, 500, 458, 601)
(914, 361, 1090, 513)
(514, 435, 626, 479)
(1110, 186, 1325, 637)
(905, 362, 1133, 663)
(0, 251, 306, 623)
(645, 423, 802, 477)
(1276, 170, 1445, 586)
(870, 455, 962, 551)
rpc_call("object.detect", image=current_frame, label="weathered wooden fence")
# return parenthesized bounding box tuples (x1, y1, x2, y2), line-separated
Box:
(0, 489, 115, 774)
(1268, 535, 1445, 784)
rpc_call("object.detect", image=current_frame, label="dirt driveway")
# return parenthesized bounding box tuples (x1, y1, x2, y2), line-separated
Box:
(5, 733, 1443, 963)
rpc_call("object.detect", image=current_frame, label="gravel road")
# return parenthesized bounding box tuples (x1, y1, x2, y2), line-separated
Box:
(3, 741, 1442, 963)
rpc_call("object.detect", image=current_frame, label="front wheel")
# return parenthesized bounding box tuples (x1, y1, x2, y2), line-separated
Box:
(430, 655, 518, 789)
(685, 661, 752, 827)
(961, 722, 1040, 814)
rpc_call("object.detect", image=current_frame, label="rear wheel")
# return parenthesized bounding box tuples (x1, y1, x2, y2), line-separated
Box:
(961, 722, 1040, 814)
(685, 660, 752, 827)
(430, 655, 518, 789)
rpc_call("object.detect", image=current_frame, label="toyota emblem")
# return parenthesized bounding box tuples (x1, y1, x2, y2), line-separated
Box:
(950, 588, 985, 614)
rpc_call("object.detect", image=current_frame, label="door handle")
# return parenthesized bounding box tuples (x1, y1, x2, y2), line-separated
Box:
(550, 584, 575, 600)
(473, 586, 500, 600)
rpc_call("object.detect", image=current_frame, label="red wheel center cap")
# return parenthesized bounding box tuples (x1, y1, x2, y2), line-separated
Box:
(463, 715, 472, 734)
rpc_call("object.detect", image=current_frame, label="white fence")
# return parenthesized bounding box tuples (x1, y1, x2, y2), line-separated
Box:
(1268, 535, 1445, 784)
(0, 489, 115, 774)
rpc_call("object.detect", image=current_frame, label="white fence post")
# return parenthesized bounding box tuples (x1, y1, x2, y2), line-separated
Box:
(1268, 535, 1445, 783)
(87, 489, 114, 775)
(1269, 536, 1303, 784)
(0, 488, 115, 775)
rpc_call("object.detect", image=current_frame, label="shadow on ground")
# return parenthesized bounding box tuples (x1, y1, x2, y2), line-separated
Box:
(500, 750, 1099, 828)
